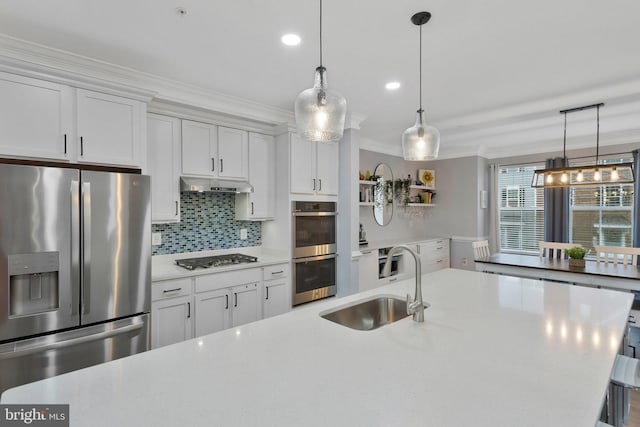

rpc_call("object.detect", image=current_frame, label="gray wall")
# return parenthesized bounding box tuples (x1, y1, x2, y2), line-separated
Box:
(359, 150, 490, 270)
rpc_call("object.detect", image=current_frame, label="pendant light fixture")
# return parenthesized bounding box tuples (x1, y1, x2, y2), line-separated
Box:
(294, 0, 346, 142)
(531, 103, 635, 188)
(402, 11, 440, 161)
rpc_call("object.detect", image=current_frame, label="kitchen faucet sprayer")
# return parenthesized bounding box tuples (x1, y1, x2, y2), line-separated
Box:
(381, 245, 425, 322)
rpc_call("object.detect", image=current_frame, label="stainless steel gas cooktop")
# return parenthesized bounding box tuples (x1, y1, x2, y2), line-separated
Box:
(175, 253, 258, 270)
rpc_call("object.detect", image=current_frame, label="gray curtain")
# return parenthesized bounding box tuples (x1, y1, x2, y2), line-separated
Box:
(543, 157, 570, 242)
(633, 149, 640, 248)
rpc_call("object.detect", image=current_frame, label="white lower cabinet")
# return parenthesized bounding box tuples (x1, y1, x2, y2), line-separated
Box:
(358, 250, 379, 292)
(263, 264, 290, 319)
(231, 283, 260, 327)
(194, 288, 230, 337)
(151, 278, 193, 349)
(358, 239, 450, 292)
(417, 239, 450, 274)
(152, 264, 291, 347)
(193, 268, 261, 337)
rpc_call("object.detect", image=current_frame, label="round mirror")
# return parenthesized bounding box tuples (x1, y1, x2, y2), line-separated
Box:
(373, 163, 393, 226)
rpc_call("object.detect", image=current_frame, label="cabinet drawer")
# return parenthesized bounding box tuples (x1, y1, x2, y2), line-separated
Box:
(152, 278, 192, 301)
(420, 239, 449, 252)
(263, 264, 289, 281)
(195, 268, 262, 293)
(423, 257, 450, 273)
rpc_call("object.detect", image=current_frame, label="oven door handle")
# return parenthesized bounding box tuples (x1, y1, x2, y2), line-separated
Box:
(294, 253, 337, 263)
(292, 212, 338, 217)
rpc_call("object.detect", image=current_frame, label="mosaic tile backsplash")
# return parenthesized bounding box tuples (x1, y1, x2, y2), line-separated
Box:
(151, 192, 261, 255)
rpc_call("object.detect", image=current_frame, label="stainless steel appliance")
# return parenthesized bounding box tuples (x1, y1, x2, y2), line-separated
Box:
(292, 201, 337, 305)
(0, 162, 150, 394)
(175, 254, 258, 270)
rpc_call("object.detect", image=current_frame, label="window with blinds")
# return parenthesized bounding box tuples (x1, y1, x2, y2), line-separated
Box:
(569, 157, 634, 255)
(498, 165, 545, 253)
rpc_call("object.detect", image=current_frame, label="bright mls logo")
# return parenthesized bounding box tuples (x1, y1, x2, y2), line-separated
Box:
(0, 405, 68, 426)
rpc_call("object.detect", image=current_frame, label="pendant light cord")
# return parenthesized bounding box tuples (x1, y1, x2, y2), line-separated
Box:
(419, 23, 422, 112)
(562, 111, 567, 165)
(596, 104, 600, 165)
(319, 0, 323, 67)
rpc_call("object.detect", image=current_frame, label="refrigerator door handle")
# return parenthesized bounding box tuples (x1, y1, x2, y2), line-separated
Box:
(0, 321, 144, 360)
(82, 181, 92, 315)
(71, 180, 81, 316)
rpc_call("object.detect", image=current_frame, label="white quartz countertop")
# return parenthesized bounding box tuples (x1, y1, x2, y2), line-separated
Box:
(152, 246, 289, 281)
(2, 269, 632, 427)
(359, 235, 448, 251)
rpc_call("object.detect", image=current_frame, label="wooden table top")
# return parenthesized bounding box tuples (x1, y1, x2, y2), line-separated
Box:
(476, 252, 640, 281)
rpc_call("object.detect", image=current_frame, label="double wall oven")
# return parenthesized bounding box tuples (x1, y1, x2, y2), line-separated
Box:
(292, 201, 337, 305)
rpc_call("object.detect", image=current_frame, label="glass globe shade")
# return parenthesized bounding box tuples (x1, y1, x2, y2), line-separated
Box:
(401, 110, 440, 161)
(294, 66, 346, 142)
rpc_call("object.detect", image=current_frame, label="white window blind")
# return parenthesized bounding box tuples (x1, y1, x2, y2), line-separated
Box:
(569, 157, 634, 255)
(498, 164, 545, 253)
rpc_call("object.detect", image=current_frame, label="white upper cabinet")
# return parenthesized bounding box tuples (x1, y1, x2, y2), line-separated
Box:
(217, 126, 248, 180)
(147, 114, 181, 223)
(76, 89, 145, 167)
(290, 134, 338, 196)
(0, 72, 73, 161)
(181, 120, 248, 180)
(315, 141, 339, 195)
(181, 120, 217, 176)
(236, 132, 275, 220)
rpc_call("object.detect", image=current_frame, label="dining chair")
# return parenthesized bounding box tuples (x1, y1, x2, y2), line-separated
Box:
(538, 241, 580, 260)
(472, 240, 490, 260)
(594, 245, 640, 266)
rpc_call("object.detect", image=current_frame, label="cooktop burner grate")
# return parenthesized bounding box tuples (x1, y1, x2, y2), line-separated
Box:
(175, 253, 258, 270)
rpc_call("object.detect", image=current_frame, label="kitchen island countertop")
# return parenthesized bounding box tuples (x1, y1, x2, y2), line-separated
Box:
(1, 269, 632, 426)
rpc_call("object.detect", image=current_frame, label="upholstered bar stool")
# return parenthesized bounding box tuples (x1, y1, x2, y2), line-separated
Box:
(607, 354, 640, 427)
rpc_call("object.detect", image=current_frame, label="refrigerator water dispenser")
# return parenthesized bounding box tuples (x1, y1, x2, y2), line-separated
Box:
(8, 252, 59, 317)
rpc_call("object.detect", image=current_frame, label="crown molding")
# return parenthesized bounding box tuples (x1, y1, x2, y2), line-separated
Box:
(0, 33, 296, 126)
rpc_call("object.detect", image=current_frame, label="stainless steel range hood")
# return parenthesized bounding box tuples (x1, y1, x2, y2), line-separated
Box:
(180, 177, 253, 193)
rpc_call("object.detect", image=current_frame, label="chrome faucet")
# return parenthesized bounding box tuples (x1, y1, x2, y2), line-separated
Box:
(381, 245, 425, 322)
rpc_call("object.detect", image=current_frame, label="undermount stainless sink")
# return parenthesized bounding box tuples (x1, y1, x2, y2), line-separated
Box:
(320, 296, 410, 331)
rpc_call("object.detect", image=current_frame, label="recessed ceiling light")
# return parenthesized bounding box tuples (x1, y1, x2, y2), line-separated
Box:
(385, 81, 401, 90)
(281, 34, 301, 46)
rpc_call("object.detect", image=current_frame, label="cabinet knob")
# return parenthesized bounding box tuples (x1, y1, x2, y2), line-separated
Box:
(318, 179, 322, 191)
(80, 136, 84, 156)
(313, 178, 316, 191)
(220, 158, 224, 173)
(265, 286, 269, 300)
(64, 134, 67, 154)
(211, 157, 215, 172)
(187, 302, 191, 319)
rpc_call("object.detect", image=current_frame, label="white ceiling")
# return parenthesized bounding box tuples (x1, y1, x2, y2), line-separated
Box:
(1, 0, 640, 158)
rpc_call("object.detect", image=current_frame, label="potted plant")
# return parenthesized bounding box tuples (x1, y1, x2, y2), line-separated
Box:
(566, 246, 587, 268)
(393, 177, 412, 206)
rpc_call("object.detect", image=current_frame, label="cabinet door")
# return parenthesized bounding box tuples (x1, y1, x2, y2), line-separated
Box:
(231, 283, 260, 327)
(316, 141, 339, 195)
(358, 250, 379, 292)
(194, 289, 231, 337)
(151, 296, 193, 349)
(181, 120, 217, 176)
(0, 72, 72, 160)
(217, 126, 248, 180)
(263, 279, 290, 319)
(248, 133, 274, 219)
(147, 114, 181, 222)
(76, 89, 144, 167)
(290, 134, 316, 194)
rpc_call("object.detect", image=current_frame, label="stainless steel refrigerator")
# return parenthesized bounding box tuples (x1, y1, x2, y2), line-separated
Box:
(0, 162, 151, 394)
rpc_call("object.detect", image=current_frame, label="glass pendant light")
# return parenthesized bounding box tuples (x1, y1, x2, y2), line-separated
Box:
(402, 11, 440, 161)
(294, 0, 346, 142)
